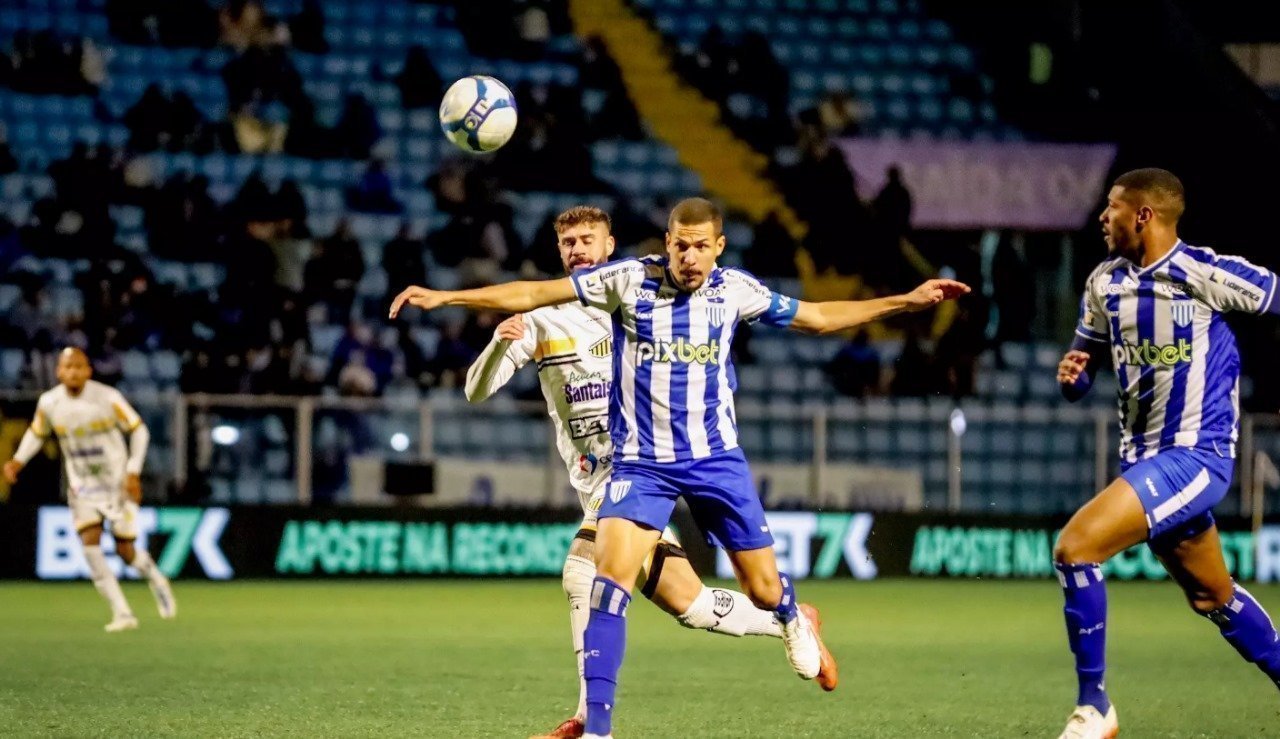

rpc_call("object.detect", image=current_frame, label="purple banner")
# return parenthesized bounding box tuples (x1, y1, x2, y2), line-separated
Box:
(836, 138, 1117, 230)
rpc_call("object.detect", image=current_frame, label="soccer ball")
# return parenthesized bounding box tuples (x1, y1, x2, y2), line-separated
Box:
(439, 75, 518, 154)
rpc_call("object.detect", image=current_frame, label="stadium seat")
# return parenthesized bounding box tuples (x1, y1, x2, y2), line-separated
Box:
(121, 351, 151, 381)
(0, 348, 23, 382)
(265, 480, 296, 504)
(151, 352, 181, 384)
(311, 325, 345, 355)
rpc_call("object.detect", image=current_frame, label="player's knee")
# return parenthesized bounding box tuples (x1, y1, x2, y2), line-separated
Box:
(594, 553, 636, 587)
(115, 539, 136, 563)
(1053, 529, 1100, 565)
(1186, 580, 1236, 615)
(78, 526, 102, 547)
(562, 551, 595, 600)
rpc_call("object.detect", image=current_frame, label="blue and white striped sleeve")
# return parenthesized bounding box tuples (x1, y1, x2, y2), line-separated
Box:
(1199, 252, 1279, 315)
(570, 259, 643, 313)
(728, 268, 799, 328)
(1074, 272, 1109, 343)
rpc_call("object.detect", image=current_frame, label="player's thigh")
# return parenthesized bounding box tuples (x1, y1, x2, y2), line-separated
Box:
(568, 533, 595, 561)
(592, 463, 678, 586)
(593, 517, 661, 589)
(1156, 524, 1235, 612)
(645, 540, 701, 616)
(1054, 476, 1148, 564)
(72, 498, 106, 544)
(78, 523, 104, 547)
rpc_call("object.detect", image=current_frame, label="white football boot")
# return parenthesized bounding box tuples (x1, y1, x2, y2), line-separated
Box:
(150, 574, 177, 619)
(104, 614, 139, 633)
(780, 608, 822, 680)
(1056, 704, 1118, 739)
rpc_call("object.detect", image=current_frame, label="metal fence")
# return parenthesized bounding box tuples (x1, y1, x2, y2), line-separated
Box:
(2, 390, 1277, 517)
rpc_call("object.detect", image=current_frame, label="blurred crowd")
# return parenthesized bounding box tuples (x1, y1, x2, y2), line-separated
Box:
(0, 0, 1022, 405)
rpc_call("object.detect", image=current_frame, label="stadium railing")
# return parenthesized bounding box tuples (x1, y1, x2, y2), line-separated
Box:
(2, 390, 1278, 517)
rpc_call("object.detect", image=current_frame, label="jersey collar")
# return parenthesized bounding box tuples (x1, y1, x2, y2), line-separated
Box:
(1135, 239, 1185, 275)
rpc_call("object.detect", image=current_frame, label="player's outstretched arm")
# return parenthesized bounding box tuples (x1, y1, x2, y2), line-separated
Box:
(789, 278, 970, 335)
(464, 314, 532, 403)
(389, 278, 577, 319)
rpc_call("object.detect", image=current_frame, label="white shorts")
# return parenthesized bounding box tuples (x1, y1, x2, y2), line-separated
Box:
(577, 472, 609, 531)
(71, 495, 139, 539)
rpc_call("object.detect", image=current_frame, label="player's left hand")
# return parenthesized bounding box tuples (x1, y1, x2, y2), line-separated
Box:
(902, 279, 971, 311)
(124, 473, 142, 503)
(389, 286, 448, 319)
(496, 313, 526, 341)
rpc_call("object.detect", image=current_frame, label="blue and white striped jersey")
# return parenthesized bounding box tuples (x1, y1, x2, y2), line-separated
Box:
(570, 255, 798, 463)
(1076, 241, 1278, 464)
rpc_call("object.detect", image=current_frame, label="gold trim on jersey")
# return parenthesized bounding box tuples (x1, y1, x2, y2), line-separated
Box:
(534, 338, 577, 361)
(31, 409, 51, 437)
(112, 403, 141, 431)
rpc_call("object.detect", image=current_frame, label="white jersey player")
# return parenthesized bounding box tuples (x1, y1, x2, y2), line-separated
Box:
(4, 348, 176, 632)
(464, 206, 788, 739)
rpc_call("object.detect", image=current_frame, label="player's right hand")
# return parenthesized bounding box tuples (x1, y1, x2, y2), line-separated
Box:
(496, 314, 525, 341)
(3, 460, 21, 484)
(902, 278, 971, 311)
(389, 286, 447, 319)
(1057, 350, 1090, 384)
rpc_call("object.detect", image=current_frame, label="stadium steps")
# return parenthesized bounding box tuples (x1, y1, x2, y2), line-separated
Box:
(566, 0, 807, 240)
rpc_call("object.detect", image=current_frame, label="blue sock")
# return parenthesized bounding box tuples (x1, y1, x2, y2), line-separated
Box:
(1207, 583, 1280, 690)
(775, 571, 799, 625)
(1056, 562, 1110, 714)
(583, 577, 631, 736)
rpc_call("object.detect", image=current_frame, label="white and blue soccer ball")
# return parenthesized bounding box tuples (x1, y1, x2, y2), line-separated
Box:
(439, 75, 518, 153)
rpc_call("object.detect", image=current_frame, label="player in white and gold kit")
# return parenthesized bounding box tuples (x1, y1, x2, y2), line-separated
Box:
(465, 207, 788, 739)
(4, 348, 176, 632)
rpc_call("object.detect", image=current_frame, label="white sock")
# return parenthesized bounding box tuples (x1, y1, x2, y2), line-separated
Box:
(562, 554, 595, 721)
(128, 549, 166, 586)
(83, 545, 132, 619)
(678, 586, 783, 638)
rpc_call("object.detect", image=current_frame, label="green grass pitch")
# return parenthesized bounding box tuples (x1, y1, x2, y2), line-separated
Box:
(1, 580, 1277, 737)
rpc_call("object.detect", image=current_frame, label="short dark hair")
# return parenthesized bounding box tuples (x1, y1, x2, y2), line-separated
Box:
(1114, 168, 1185, 223)
(554, 205, 611, 234)
(668, 197, 723, 235)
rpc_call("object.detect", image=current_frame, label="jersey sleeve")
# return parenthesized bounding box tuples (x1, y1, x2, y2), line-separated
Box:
(464, 315, 536, 402)
(570, 259, 645, 313)
(727, 268, 799, 328)
(1196, 252, 1279, 315)
(108, 389, 144, 433)
(28, 396, 52, 438)
(1074, 270, 1110, 343)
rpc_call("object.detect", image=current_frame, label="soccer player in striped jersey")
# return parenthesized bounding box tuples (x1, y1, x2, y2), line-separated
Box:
(3, 348, 176, 632)
(465, 206, 794, 739)
(392, 197, 969, 738)
(1055, 169, 1280, 738)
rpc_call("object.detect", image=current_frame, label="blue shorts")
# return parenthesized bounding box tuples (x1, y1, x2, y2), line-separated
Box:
(600, 448, 774, 552)
(1120, 447, 1234, 551)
